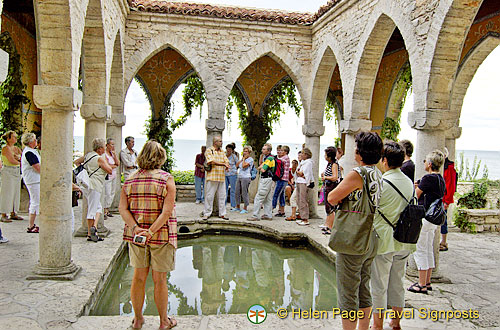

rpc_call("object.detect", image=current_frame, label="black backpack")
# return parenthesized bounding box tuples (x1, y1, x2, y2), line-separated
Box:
(378, 179, 425, 244)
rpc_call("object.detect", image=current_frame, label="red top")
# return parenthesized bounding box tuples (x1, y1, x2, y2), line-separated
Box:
(443, 159, 457, 205)
(195, 153, 205, 178)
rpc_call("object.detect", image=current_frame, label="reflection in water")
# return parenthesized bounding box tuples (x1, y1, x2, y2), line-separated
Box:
(91, 236, 337, 316)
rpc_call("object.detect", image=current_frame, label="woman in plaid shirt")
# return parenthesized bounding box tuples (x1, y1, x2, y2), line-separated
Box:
(119, 141, 178, 330)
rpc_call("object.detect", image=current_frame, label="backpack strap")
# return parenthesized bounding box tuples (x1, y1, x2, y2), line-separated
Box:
(383, 178, 412, 203)
(377, 209, 396, 229)
(84, 154, 100, 178)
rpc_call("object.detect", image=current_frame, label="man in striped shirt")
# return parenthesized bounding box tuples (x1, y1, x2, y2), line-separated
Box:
(248, 143, 275, 221)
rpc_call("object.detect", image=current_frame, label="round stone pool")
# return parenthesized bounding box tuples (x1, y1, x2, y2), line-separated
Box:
(90, 234, 337, 316)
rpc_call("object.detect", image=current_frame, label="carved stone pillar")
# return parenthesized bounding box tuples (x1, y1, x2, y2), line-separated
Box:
(339, 119, 372, 173)
(28, 85, 82, 280)
(107, 113, 126, 211)
(445, 126, 462, 162)
(75, 104, 111, 238)
(303, 123, 325, 219)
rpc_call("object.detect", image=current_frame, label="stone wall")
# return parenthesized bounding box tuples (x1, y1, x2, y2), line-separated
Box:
(456, 182, 500, 210)
(176, 184, 196, 202)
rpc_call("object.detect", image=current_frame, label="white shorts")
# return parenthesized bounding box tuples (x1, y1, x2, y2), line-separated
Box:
(26, 183, 40, 215)
(85, 189, 102, 220)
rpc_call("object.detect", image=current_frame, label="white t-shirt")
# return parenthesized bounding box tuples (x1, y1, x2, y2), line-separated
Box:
(238, 157, 254, 179)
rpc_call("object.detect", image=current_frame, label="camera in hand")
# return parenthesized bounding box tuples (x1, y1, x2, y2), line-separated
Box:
(133, 234, 147, 244)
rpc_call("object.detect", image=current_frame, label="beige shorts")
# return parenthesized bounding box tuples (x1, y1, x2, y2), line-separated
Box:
(128, 242, 176, 273)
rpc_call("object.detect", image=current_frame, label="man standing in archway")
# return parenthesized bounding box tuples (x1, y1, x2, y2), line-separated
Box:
(202, 136, 229, 220)
(120, 136, 138, 181)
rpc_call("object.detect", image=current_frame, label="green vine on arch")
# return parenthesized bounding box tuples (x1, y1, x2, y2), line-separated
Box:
(143, 74, 206, 172)
(0, 32, 30, 138)
(226, 77, 302, 156)
(381, 63, 412, 141)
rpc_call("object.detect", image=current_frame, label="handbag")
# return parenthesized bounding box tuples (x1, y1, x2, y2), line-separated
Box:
(424, 177, 446, 226)
(378, 179, 424, 244)
(73, 154, 99, 189)
(328, 167, 376, 255)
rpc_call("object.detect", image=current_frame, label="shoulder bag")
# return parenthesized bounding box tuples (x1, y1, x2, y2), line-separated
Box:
(424, 176, 446, 226)
(328, 166, 375, 255)
(203, 149, 214, 172)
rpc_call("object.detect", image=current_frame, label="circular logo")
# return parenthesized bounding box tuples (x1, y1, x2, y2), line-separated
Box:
(247, 304, 267, 324)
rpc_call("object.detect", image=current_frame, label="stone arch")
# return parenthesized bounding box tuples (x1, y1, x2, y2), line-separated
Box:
(451, 34, 500, 120)
(348, 13, 396, 119)
(421, 0, 483, 112)
(385, 60, 411, 120)
(223, 40, 309, 118)
(124, 33, 209, 97)
(109, 29, 125, 115)
(34, 0, 88, 88)
(82, 0, 109, 104)
(308, 45, 339, 124)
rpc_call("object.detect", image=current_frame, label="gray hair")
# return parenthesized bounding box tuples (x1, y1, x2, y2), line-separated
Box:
(92, 138, 106, 151)
(426, 150, 445, 171)
(243, 145, 253, 153)
(21, 132, 36, 146)
(106, 138, 114, 145)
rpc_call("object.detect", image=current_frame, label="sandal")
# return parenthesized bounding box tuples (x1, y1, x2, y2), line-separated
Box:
(322, 228, 331, 235)
(159, 316, 177, 329)
(439, 243, 448, 251)
(131, 318, 145, 329)
(407, 282, 428, 294)
(285, 216, 296, 221)
(27, 225, 39, 233)
(426, 283, 433, 291)
(10, 214, 24, 221)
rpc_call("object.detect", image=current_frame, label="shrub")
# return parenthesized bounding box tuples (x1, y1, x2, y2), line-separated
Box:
(453, 208, 476, 233)
(457, 181, 488, 209)
(172, 170, 195, 185)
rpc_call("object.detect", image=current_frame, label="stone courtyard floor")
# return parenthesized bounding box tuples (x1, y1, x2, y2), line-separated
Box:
(0, 202, 499, 329)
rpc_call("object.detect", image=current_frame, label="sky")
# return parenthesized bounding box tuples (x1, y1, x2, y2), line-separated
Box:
(73, 0, 500, 152)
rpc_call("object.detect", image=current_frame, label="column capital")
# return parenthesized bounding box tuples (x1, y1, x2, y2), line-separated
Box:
(107, 113, 126, 127)
(33, 85, 82, 112)
(205, 118, 225, 133)
(302, 124, 325, 137)
(408, 110, 457, 130)
(445, 126, 462, 140)
(81, 104, 111, 121)
(339, 119, 372, 134)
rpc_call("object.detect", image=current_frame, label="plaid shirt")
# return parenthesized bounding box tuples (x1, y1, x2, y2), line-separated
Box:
(205, 146, 229, 182)
(280, 154, 291, 182)
(122, 169, 177, 247)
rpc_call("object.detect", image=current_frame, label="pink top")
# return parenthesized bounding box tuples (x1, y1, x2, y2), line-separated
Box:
(105, 151, 117, 180)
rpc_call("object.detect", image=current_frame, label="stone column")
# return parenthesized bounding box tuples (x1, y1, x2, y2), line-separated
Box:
(339, 119, 373, 173)
(205, 118, 225, 217)
(74, 104, 111, 237)
(28, 85, 82, 280)
(107, 113, 126, 211)
(303, 123, 325, 219)
(406, 110, 454, 283)
(445, 127, 462, 162)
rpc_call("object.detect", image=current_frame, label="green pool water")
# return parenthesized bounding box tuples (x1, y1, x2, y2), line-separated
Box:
(90, 235, 337, 316)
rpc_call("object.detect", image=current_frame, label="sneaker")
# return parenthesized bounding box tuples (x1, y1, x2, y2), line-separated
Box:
(195, 200, 201, 204)
(202, 215, 209, 220)
(319, 224, 328, 229)
(274, 212, 285, 217)
(0, 237, 8, 243)
(247, 216, 260, 221)
(240, 209, 249, 214)
(231, 208, 241, 212)
(297, 220, 310, 226)
(261, 216, 273, 221)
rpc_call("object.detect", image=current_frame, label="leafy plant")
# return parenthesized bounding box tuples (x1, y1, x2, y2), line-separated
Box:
(0, 32, 30, 138)
(453, 208, 476, 233)
(380, 117, 401, 141)
(457, 181, 489, 209)
(172, 170, 195, 185)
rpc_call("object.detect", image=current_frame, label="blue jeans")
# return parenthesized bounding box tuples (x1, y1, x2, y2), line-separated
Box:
(194, 176, 205, 202)
(272, 180, 287, 209)
(225, 175, 237, 208)
(441, 209, 448, 234)
(0, 225, 3, 239)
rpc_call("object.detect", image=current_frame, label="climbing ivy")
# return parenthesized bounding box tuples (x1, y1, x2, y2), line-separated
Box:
(143, 74, 206, 172)
(324, 89, 341, 123)
(226, 77, 302, 156)
(380, 117, 401, 141)
(381, 63, 412, 142)
(0, 32, 30, 138)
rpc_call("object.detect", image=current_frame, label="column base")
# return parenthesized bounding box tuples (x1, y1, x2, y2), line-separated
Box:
(73, 224, 111, 237)
(27, 261, 81, 281)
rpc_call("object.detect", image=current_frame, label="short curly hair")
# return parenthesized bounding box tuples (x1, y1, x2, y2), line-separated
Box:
(355, 131, 383, 165)
(137, 140, 167, 170)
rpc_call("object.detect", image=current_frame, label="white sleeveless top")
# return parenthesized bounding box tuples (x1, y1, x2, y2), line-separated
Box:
(105, 151, 117, 180)
(21, 146, 41, 185)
